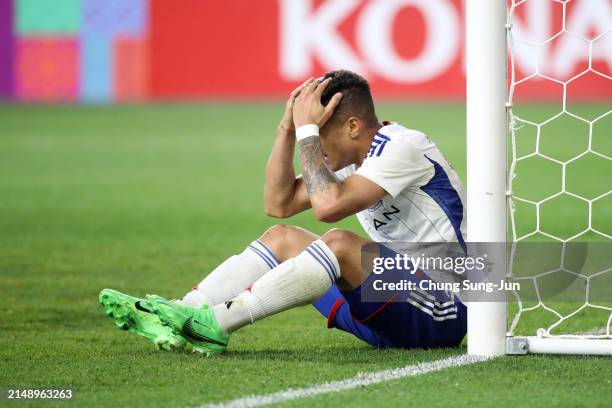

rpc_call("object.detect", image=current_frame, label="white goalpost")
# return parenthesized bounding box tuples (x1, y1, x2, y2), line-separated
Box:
(466, 0, 612, 356)
(465, 0, 508, 357)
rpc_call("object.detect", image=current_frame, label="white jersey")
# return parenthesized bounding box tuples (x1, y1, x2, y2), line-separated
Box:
(337, 122, 466, 246)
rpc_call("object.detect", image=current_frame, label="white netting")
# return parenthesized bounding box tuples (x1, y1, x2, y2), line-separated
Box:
(506, 0, 611, 339)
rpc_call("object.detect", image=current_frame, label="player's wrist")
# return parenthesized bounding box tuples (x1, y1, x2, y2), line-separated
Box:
(295, 124, 319, 142)
(276, 124, 294, 136)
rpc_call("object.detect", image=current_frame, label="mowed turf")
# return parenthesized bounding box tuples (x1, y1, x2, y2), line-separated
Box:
(0, 103, 609, 408)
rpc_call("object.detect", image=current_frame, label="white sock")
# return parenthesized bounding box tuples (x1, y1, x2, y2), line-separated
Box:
(179, 240, 279, 307)
(213, 239, 340, 333)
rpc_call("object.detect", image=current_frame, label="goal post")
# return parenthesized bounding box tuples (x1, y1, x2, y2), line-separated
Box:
(466, 0, 612, 356)
(507, 336, 612, 356)
(465, 0, 508, 357)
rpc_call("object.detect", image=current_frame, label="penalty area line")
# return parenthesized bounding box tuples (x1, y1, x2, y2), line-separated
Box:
(198, 354, 491, 408)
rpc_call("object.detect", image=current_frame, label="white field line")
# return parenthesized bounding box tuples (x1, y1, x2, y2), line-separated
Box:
(198, 354, 491, 408)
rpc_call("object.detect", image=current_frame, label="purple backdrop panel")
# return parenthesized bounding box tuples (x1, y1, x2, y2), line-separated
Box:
(83, 0, 147, 36)
(0, 0, 13, 98)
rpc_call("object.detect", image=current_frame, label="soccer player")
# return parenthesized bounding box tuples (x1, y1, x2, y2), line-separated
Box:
(100, 70, 467, 355)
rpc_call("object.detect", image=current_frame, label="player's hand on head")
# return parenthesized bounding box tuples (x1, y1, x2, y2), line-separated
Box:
(278, 78, 315, 133)
(292, 77, 342, 129)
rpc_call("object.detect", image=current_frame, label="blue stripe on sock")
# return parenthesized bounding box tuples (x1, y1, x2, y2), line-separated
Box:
(255, 240, 280, 266)
(308, 245, 334, 277)
(248, 245, 275, 269)
(311, 243, 338, 278)
(305, 247, 335, 283)
(305, 247, 331, 276)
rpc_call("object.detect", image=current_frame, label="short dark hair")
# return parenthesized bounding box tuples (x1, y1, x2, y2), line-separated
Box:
(320, 70, 378, 128)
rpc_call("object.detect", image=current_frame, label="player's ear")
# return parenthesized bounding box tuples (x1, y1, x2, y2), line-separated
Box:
(347, 117, 361, 139)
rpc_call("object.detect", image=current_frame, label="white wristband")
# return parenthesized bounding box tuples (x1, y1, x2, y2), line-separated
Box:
(295, 124, 319, 142)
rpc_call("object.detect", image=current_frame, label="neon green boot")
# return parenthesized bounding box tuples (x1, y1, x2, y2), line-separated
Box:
(146, 294, 229, 356)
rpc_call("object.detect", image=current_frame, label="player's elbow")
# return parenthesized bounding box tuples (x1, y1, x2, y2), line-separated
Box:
(263, 194, 288, 218)
(313, 206, 344, 223)
(264, 198, 299, 218)
(264, 204, 292, 219)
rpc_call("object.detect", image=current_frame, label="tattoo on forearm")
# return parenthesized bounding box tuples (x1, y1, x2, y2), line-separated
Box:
(299, 136, 340, 194)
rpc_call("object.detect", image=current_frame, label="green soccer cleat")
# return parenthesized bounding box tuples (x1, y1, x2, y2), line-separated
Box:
(99, 289, 190, 352)
(146, 294, 229, 356)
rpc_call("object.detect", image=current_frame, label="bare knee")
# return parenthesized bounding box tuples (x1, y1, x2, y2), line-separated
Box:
(261, 224, 292, 242)
(259, 224, 318, 262)
(321, 228, 363, 260)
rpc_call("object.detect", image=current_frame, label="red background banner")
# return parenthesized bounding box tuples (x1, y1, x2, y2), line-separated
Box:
(149, 0, 611, 101)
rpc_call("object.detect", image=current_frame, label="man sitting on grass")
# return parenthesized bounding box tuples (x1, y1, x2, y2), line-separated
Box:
(100, 70, 467, 355)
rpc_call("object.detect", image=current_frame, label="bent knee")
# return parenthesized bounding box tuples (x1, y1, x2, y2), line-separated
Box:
(262, 224, 292, 241)
(260, 224, 318, 261)
(321, 229, 362, 256)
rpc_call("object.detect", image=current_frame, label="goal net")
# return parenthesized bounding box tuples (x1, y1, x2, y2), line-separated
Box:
(504, 0, 611, 354)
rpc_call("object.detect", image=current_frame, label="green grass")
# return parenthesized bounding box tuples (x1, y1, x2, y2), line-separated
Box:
(0, 103, 609, 407)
